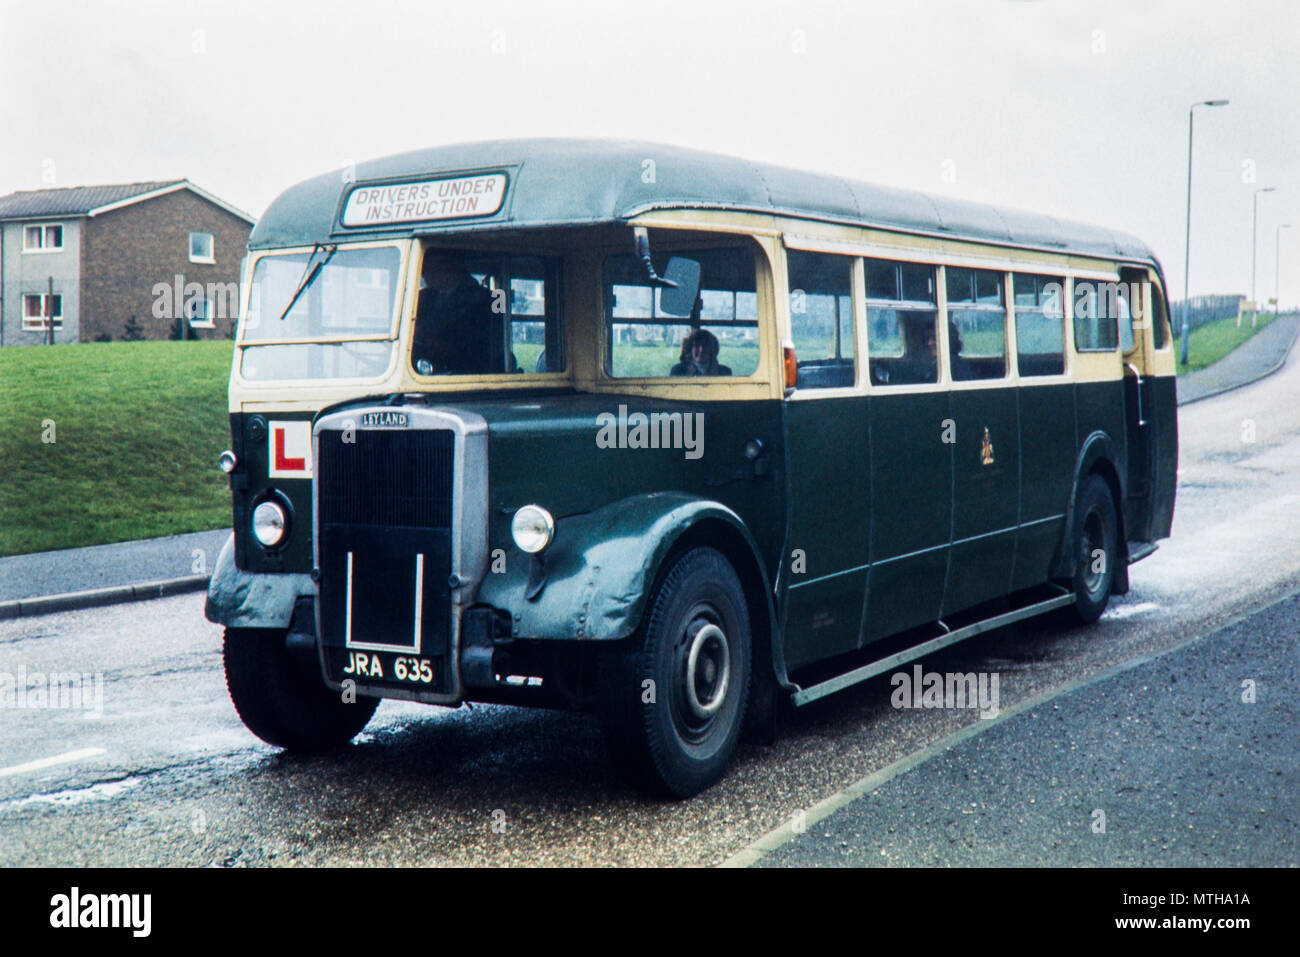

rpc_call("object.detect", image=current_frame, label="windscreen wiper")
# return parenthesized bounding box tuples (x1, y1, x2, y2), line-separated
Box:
(278, 243, 338, 320)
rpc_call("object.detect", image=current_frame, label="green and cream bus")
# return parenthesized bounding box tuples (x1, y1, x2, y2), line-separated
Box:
(205, 139, 1177, 797)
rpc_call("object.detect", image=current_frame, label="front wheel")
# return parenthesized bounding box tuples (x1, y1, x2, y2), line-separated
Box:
(598, 547, 752, 798)
(1068, 475, 1119, 624)
(224, 627, 379, 752)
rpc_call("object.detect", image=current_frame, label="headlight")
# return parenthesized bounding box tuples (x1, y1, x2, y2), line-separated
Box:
(252, 500, 288, 547)
(218, 450, 238, 474)
(511, 504, 555, 554)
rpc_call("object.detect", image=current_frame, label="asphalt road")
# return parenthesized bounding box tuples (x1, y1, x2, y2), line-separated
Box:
(758, 591, 1300, 866)
(1, 352, 1299, 866)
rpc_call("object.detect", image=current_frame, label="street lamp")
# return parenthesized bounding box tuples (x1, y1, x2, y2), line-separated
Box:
(1250, 186, 1276, 326)
(1181, 98, 1230, 366)
(1277, 224, 1292, 323)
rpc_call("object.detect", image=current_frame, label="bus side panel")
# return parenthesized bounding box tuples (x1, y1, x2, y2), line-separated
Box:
(944, 383, 1020, 615)
(1013, 382, 1076, 590)
(1073, 378, 1128, 500)
(781, 395, 870, 670)
(1149, 373, 1177, 540)
(864, 392, 952, 645)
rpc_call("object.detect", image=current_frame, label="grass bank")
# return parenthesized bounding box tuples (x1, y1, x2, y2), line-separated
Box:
(0, 340, 233, 556)
(1178, 313, 1276, 374)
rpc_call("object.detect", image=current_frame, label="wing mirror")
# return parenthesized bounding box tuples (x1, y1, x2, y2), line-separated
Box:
(632, 227, 701, 317)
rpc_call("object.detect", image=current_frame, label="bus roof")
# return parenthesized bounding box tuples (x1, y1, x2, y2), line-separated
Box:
(250, 138, 1158, 264)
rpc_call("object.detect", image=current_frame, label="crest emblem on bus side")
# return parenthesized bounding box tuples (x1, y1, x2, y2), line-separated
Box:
(981, 427, 995, 466)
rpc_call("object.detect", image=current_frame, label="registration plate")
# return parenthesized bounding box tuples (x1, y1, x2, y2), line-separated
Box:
(328, 647, 443, 688)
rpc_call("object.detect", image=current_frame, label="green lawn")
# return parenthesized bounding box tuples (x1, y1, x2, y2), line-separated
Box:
(1178, 313, 1276, 374)
(0, 340, 234, 556)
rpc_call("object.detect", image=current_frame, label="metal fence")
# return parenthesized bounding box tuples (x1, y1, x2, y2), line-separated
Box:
(1167, 294, 1245, 332)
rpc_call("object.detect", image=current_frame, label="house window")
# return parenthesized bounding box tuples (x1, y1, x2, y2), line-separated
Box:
(187, 296, 216, 328)
(22, 294, 63, 330)
(22, 223, 64, 252)
(189, 231, 215, 263)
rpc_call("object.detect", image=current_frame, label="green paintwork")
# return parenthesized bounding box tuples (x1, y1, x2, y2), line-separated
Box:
(472, 394, 786, 579)
(1013, 383, 1075, 590)
(1150, 374, 1178, 539)
(475, 491, 771, 644)
(782, 396, 870, 668)
(865, 392, 952, 644)
(945, 386, 1020, 614)
(222, 367, 1164, 688)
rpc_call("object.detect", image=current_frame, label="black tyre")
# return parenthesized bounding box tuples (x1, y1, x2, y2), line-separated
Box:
(1069, 475, 1119, 624)
(223, 627, 379, 752)
(598, 547, 751, 798)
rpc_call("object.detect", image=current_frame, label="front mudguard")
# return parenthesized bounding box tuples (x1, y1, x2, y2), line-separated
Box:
(204, 533, 315, 629)
(475, 492, 770, 643)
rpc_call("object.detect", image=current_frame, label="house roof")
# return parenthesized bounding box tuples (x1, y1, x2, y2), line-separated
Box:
(249, 137, 1159, 266)
(0, 180, 256, 225)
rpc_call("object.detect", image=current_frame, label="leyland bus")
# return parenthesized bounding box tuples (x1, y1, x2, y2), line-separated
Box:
(205, 139, 1177, 797)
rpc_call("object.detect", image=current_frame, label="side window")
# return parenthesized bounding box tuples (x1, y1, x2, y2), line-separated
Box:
(412, 248, 563, 376)
(866, 258, 938, 386)
(503, 256, 564, 373)
(1116, 283, 1136, 353)
(605, 247, 759, 378)
(946, 267, 1007, 381)
(1013, 273, 1066, 376)
(1150, 279, 1170, 350)
(787, 250, 854, 389)
(1072, 279, 1120, 351)
(189, 231, 215, 264)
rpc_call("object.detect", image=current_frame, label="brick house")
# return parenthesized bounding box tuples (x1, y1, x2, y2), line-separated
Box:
(0, 180, 255, 346)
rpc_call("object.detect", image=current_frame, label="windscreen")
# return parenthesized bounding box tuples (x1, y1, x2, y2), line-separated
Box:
(239, 245, 401, 381)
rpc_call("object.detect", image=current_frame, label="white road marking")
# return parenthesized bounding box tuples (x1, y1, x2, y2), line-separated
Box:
(0, 747, 106, 779)
(15, 777, 140, 808)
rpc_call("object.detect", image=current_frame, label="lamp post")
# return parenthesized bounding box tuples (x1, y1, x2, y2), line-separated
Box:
(1277, 224, 1292, 323)
(1181, 98, 1230, 366)
(1250, 186, 1276, 326)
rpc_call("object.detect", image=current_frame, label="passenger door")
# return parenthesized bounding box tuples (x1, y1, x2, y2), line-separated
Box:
(1118, 267, 1157, 542)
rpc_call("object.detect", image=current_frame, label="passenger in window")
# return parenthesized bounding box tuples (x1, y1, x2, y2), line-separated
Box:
(923, 328, 938, 378)
(671, 329, 732, 377)
(947, 321, 974, 381)
(899, 315, 937, 383)
(411, 251, 497, 375)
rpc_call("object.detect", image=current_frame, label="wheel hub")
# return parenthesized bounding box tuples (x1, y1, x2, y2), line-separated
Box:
(684, 621, 730, 721)
(1081, 511, 1106, 595)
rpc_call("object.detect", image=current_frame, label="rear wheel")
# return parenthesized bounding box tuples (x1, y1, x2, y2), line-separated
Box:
(223, 627, 379, 752)
(1069, 475, 1119, 624)
(598, 547, 751, 798)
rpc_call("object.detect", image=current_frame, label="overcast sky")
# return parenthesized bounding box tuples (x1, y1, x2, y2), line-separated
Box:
(2, 0, 1297, 305)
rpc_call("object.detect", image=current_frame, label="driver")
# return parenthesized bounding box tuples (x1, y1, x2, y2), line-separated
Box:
(411, 250, 496, 375)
